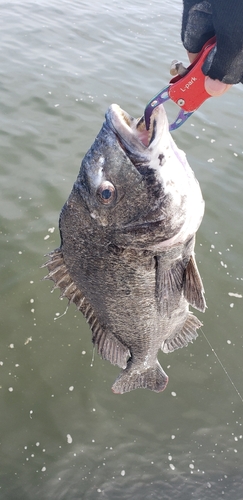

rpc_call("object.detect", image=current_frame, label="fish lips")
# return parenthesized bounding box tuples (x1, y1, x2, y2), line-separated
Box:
(106, 104, 169, 155)
(105, 103, 161, 168)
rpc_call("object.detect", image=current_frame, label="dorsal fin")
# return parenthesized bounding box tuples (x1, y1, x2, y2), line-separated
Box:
(183, 254, 206, 312)
(42, 249, 130, 368)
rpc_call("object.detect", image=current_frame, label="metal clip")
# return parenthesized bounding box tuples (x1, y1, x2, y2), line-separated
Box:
(144, 36, 216, 131)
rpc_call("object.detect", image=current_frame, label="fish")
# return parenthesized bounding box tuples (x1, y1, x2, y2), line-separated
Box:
(43, 102, 206, 394)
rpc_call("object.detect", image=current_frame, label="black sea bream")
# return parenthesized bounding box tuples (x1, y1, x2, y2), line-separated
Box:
(44, 103, 206, 394)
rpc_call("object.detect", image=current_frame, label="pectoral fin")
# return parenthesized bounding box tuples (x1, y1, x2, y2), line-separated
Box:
(112, 360, 168, 394)
(183, 254, 206, 312)
(155, 256, 184, 317)
(43, 249, 130, 369)
(161, 312, 202, 353)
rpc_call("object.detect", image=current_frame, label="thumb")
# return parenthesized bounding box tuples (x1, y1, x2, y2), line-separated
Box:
(205, 76, 232, 96)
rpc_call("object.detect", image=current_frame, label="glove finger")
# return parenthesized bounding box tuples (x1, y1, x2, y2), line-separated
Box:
(182, 1, 215, 53)
(202, 43, 243, 84)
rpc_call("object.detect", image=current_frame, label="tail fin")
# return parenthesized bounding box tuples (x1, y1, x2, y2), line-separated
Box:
(112, 361, 168, 394)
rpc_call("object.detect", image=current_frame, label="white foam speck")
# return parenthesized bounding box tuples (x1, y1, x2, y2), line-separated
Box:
(189, 463, 194, 469)
(24, 337, 32, 345)
(9, 344, 14, 349)
(228, 292, 242, 298)
(8, 387, 13, 392)
(41, 466, 46, 472)
(169, 464, 175, 470)
(67, 434, 73, 444)
(69, 386, 74, 392)
(171, 392, 177, 397)
(48, 227, 55, 233)
(44, 235, 50, 240)
(121, 470, 125, 476)
(220, 261, 227, 268)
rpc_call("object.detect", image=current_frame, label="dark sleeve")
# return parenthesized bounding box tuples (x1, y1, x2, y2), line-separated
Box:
(182, 0, 243, 84)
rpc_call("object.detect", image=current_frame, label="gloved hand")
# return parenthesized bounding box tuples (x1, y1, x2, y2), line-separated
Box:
(181, 0, 243, 95)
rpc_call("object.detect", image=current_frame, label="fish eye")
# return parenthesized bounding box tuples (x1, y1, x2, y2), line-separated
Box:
(96, 181, 116, 205)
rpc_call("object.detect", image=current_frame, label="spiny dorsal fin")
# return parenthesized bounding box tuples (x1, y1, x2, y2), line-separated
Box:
(43, 249, 130, 369)
(183, 254, 206, 312)
(155, 256, 184, 317)
(161, 312, 202, 353)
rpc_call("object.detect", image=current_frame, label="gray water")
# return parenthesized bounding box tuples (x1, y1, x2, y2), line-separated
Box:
(1, 1, 243, 499)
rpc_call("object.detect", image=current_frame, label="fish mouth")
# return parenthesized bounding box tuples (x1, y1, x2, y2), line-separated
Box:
(105, 103, 169, 153)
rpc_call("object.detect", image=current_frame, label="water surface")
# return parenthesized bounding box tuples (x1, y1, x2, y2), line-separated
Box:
(1, 1, 243, 499)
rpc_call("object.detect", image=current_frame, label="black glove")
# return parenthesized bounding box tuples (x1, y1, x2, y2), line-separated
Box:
(181, 0, 243, 84)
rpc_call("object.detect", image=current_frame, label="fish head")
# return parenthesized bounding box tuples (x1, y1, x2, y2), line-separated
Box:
(61, 103, 204, 249)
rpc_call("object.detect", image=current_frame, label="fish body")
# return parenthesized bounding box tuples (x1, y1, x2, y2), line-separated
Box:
(44, 103, 206, 394)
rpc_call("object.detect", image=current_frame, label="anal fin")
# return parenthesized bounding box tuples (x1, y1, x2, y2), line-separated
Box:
(161, 312, 202, 353)
(183, 254, 206, 312)
(92, 327, 130, 369)
(112, 360, 168, 394)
